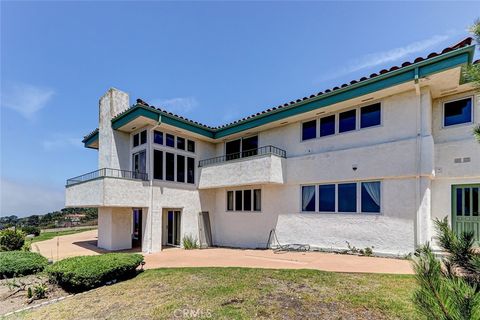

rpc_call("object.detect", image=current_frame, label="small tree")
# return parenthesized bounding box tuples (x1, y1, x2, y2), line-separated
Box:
(464, 19, 480, 143)
(413, 218, 480, 319)
(0, 229, 26, 251)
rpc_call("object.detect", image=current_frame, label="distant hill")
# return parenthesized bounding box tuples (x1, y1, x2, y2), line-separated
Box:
(0, 208, 98, 229)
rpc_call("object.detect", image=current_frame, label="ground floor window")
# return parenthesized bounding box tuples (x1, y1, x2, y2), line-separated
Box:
(227, 189, 261, 212)
(302, 181, 381, 213)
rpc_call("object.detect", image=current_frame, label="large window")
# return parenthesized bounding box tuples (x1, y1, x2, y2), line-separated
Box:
(361, 181, 381, 213)
(187, 157, 195, 184)
(166, 152, 175, 181)
(225, 136, 258, 160)
(318, 184, 335, 212)
(133, 130, 147, 148)
(153, 150, 163, 180)
(444, 97, 472, 127)
(187, 140, 195, 153)
(177, 155, 185, 183)
(302, 120, 317, 141)
(339, 109, 356, 133)
(177, 137, 185, 150)
(227, 189, 262, 212)
(360, 103, 381, 128)
(320, 115, 335, 137)
(132, 151, 146, 174)
(301, 181, 381, 214)
(302, 186, 316, 212)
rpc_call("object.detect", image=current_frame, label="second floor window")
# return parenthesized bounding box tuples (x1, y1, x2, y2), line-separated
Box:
(133, 130, 147, 147)
(225, 136, 258, 160)
(302, 120, 317, 140)
(444, 97, 472, 127)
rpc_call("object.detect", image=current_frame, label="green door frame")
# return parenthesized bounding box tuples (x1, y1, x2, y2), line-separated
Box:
(451, 184, 480, 245)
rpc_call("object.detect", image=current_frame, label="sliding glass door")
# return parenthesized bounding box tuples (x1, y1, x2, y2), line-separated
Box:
(167, 210, 181, 246)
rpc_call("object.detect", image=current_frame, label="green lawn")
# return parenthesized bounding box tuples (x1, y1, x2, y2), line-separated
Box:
(30, 227, 97, 243)
(9, 267, 423, 320)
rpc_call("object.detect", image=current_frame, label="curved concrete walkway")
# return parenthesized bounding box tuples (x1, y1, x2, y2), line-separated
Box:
(33, 229, 413, 274)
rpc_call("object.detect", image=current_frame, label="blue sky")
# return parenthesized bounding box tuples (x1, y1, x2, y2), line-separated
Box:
(1, 1, 479, 217)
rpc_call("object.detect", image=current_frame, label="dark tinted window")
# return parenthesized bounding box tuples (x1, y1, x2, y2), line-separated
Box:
(177, 137, 185, 150)
(154, 131, 163, 144)
(302, 120, 317, 140)
(140, 130, 147, 144)
(166, 152, 175, 181)
(456, 188, 463, 216)
(187, 140, 195, 153)
(339, 109, 356, 133)
(235, 190, 243, 211)
(242, 136, 258, 157)
(153, 150, 163, 180)
(177, 155, 185, 182)
(133, 134, 139, 147)
(338, 183, 356, 212)
(361, 182, 381, 213)
(319, 184, 335, 212)
(187, 157, 195, 184)
(226, 139, 241, 160)
(360, 103, 381, 128)
(244, 190, 252, 211)
(302, 186, 316, 212)
(166, 134, 175, 147)
(320, 115, 335, 137)
(444, 98, 472, 126)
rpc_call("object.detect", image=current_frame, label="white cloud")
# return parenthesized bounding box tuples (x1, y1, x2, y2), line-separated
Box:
(0, 82, 55, 120)
(150, 97, 198, 114)
(316, 33, 454, 83)
(42, 135, 82, 151)
(0, 178, 64, 217)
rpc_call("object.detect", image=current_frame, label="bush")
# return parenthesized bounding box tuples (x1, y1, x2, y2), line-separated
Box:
(47, 253, 144, 292)
(0, 251, 49, 278)
(0, 229, 25, 251)
(182, 234, 198, 249)
(21, 226, 41, 236)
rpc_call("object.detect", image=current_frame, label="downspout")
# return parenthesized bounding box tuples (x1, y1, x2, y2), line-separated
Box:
(414, 67, 422, 249)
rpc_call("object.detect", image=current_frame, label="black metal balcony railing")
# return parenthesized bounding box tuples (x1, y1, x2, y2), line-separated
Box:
(66, 168, 148, 186)
(198, 145, 287, 167)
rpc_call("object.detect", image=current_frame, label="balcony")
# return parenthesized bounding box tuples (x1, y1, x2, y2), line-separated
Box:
(65, 168, 149, 208)
(198, 145, 287, 189)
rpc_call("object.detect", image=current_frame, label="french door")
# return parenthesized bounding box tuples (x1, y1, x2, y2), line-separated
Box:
(167, 210, 181, 246)
(452, 184, 480, 245)
(132, 151, 146, 179)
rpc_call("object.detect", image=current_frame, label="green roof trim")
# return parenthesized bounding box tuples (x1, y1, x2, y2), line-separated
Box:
(84, 43, 475, 146)
(83, 131, 99, 149)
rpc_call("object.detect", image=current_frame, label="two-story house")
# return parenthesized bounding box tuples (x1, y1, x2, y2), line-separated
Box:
(66, 37, 479, 256)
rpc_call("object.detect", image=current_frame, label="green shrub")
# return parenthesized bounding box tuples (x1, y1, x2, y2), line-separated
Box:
(0, 251, 48, 278)
(47, 253, 144, 292)
(182, 234, 198, 249)
(0, 229, 26, 251)
(21, 226, 41, 236)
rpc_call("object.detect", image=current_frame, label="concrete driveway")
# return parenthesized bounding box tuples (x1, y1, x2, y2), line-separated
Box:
(33, 229, 413, 274)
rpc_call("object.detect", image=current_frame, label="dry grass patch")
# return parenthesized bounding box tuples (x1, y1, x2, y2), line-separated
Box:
(7, 267, 423, 320)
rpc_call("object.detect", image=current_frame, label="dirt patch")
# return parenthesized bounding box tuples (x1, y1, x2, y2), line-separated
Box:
(0, 275, 69, 316)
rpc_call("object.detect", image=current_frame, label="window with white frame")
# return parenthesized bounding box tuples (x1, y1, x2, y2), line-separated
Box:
(133, 130, 147, 147)
(227, 189, 261, 212)
(443, 97, 473, 127)
(301, 102, 382, 141)
(301, 181, 381, 213)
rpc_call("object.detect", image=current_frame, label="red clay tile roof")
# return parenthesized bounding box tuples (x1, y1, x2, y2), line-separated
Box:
(85, 37, 475, 141)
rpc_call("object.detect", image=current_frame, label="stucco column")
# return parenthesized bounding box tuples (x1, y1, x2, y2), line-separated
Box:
(98, 88, 130, 170)
(97, 207, 133, 251)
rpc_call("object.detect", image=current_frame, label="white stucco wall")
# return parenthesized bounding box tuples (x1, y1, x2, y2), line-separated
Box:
(98, 207, 132, 251)
(198, 155, 285, 189)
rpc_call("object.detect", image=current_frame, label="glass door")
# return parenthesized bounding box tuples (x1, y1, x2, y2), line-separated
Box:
(167, 210, 181, 246)
(132, 209, 142, 248)
(132, 150, 146, 179)
(452, 184, 479, 245)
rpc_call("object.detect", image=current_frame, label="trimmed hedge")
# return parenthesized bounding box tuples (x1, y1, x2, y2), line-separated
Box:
(0, 251, 49, 278)
(21, 226, 41, 236)
(0, 229, 25, 251)
(47, 253, 144, 292)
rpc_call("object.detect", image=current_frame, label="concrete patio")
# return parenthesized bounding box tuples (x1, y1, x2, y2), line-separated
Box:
(32, 229, 413, 274)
